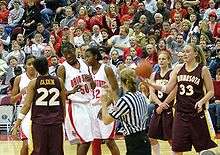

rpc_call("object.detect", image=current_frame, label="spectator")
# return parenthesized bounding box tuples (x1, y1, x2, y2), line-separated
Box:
(209, 48, 220, 79)
(60, 6, 76, 28)
(49, 34, 62, 57)
(0, 40, 8, 61)
(203, 0, 217, 21)
(30, 33, 46, 57)
(145, 44, 158, 66)
(209, 68, 220, 132)
(0, 1, 9, 24)
(91, 25, 103, 46)
(22, 0, 41, 37)
(143, 0, 157, 15)
(108, 25, 131, 57)
(0, 25, 10, 46)
(131, 2, 154, 26)
(170, 1, 187, 23)
(155, 0, 170, 21)
(49, 55, 60, 76)
(34, 23, 50, 43)
(8, 0, 25, 27)
(5, 40, 25, 64)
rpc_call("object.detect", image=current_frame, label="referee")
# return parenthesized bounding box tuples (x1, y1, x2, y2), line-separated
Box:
(101, 68, 151, 155)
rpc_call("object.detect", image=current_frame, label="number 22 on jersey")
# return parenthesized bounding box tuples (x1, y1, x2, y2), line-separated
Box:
(35, 88, 60, 106)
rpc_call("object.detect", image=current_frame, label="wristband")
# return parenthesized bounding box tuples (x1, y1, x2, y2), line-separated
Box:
(161, 85, 167, 93)
(18, 113, 25, 120)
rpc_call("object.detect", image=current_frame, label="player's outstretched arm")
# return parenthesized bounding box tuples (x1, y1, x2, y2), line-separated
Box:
(147, 64, 182, 94)
(59, 78, 66, 118)
(105, 66, 119, 101)
(11, 79, 36, 137)
(195, 66, 214, 113)
(11, 76, 22, 104)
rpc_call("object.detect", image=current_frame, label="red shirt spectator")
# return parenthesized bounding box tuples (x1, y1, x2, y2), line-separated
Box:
(0, 1, 9, 24)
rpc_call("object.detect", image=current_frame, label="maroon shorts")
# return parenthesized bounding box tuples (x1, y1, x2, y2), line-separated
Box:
(172, 111, 217, 152)
(148, 107, 173, 140)
(31, 123, 64, 155)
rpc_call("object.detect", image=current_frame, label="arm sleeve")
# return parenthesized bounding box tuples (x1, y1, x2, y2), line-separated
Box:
(109, 98, 130, 119)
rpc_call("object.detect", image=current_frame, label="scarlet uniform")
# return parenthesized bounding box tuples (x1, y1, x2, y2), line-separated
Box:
(172, 64, 217, 152)
(148, 70, 173, 140)
(63, 58, 94, 144)
(31, 75, 64, 155)
(90, 64, 115, 139)
(18, 73, 32, 140)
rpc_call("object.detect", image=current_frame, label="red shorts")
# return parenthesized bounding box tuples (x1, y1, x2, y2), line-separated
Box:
(172, 111, 217, 152)
(19, 127, 27, 140)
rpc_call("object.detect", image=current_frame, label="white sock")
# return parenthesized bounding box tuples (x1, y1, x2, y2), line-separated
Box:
(152, 143, 160, 155)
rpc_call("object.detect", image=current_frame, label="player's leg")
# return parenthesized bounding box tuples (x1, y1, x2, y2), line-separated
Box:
(105, 139, 120, 155)
(149, 138, 160, 155)
(92, 139, 102, 155)
(31, 123, 48, 155)
(20, 140, 28, 155)
(48, 124, 64, 155)
(91, 105, 102, 155)
(172, 113, 192, 153)
(191, 111, 217, 153)
(77, 142, 91, 155)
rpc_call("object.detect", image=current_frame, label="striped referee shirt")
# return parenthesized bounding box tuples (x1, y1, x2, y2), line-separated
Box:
(109, 91, 149, 136)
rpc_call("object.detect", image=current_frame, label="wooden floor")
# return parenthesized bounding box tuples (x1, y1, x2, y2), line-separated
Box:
(0, 140, 219, 155)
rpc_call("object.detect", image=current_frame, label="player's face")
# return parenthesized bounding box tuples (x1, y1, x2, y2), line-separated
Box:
(182, 45, 197, 63)
(63, 51, 77, 65)
(158, 53, 169, 68)
(84, 51, 95, 66)
(26, 58, 36, 75)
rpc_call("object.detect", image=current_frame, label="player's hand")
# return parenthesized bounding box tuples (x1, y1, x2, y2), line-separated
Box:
(194, 101, 204, 113)
(97, 108, 102, 120)
(160, 102, 169, 110)
(156, 106, 163, 114)
(11, 123, 20, 140)
(84, 74, 93, 82)
(69, 85, 82, 95)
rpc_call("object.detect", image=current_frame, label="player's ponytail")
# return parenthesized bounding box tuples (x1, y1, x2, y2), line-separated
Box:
(120, 68, 137, 93)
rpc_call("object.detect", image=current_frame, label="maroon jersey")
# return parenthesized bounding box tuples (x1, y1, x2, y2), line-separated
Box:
(176, 64, 204, 113)
(154, 70, 173, 105)
(31, 75, 64, 125)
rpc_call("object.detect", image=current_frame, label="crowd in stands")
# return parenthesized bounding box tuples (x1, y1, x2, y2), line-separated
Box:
(0, 0, 220, 132)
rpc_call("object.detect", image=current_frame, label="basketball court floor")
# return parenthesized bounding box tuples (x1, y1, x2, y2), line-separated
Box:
(0, 138, 219, 155)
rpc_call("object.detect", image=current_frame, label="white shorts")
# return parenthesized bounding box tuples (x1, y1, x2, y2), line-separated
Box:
(65, 101, 94, 144)
(91, 104, 115, 139)
(17, 105, 31, 141)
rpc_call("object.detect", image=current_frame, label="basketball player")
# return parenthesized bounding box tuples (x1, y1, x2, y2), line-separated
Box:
(11, 55, 37, 155)
(57, 42, 96, 155)
(12, 56, 66, 155)
(148, 51, 175, 155)
(85, 47, 120, 155)
(147, 44, 217, 154)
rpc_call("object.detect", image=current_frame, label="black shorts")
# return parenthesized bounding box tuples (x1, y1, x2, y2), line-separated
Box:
(148, 107, 173, 140)
(31, 123, 64, 155)
(172, 111, 217, 152)
(125, 130, 151, 155)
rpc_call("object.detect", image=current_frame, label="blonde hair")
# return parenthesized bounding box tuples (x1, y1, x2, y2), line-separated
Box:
(158, 50, 172, 67)
(120, 68, 137, 93)
(188, 43, 206, 65)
